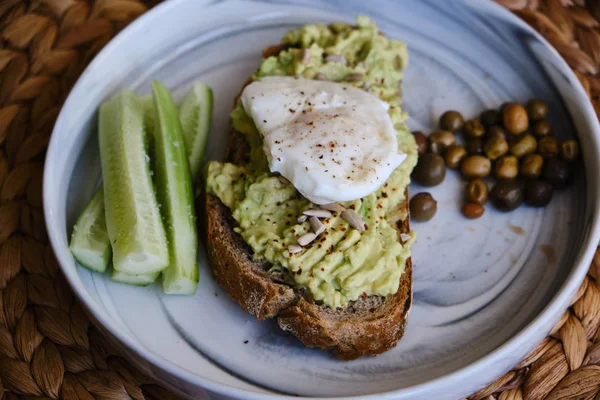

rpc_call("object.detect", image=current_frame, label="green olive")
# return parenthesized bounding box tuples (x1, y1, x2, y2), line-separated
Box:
(439, 111, 464, 132)
(464, 119, 485, 139)
(412, 153, 446, 187)
(495, 155, 519, 180)
(491, 180, 524, 211)
(487, 125, 507, 141)
(480, 109, 502, 127)
(444, 145, 467, 169)
(465, 179, 488, 205)
(466, 138, 483, 155)
(460, 155, 491, 179)
(413, 131, 428, 155)
(542, 158, 570, 189)
(503, 103, 529, 134)
(484, 135, 509, 160)
(526, 99, 549, 121)
(429, 130, 456, 154)
(410, 192, 437, 222)
(520, 154, 544, 179)
(560, 139, 580, 162)
(510, 134, 537, 158)
(525, 180, 553, 207)
(532, 120, 552, 136)
(538, 136, 559, 159)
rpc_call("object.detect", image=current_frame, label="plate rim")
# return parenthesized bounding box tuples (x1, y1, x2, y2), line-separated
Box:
(43, 0, 600, 399)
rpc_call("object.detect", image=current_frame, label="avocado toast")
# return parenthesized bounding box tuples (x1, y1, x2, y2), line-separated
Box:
(204, 17, 418, 360)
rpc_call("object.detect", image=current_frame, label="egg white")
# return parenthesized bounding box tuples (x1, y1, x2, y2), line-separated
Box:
(241, 76, 406, 204)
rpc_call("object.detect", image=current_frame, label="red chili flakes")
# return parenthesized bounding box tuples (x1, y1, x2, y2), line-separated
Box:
(362, 292, 367, 298)
(377, 204, 383, 209)
(297, 269, 303, 275)
(292, 229, 296, 234)
(318, 244, 322, 248)
(349, 204, 356, 210)
(341, 227, 347, 232)
(321, 268, 325, 271)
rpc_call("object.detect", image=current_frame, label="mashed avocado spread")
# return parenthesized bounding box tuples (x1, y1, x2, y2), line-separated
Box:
(206, 17, 418, 308)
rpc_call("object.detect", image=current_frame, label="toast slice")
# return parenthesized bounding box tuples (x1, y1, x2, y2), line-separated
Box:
(204, 125, 413, 360)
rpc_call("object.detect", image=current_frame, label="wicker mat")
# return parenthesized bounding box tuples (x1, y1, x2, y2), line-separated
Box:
(0, 0, 598, 399)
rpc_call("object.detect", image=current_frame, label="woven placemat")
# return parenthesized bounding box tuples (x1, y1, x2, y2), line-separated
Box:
(0, 0, 598, 399)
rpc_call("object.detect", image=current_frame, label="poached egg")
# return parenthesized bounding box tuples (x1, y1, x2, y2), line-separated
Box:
(241, 76, 407, 204)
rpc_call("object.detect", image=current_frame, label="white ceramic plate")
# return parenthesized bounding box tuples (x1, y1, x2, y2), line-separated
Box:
(44, 1, 600, 399)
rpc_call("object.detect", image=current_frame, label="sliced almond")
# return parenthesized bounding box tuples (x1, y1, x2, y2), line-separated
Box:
(301, 49, 311, 64)
(320, 203, 345, 212)
(288, 245, 303, 254)
(298, 232, 317, 246)
(400, 233, 411, 243)
(297, 215, 308, 223)
(326, 54, 346, 65)
(303, 209, 332, 218)
(309, 217, 325, 236)
(341, 209, 366, 232)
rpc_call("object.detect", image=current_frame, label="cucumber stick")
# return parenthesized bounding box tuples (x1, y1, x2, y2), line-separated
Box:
(179, 82, 213, 179)
(111, 268, 160, 286)
(70, 82, 211, 289)
(69, 187, 111, 272)
(151, 81, 198, 294)
(99, 90, 169, 275)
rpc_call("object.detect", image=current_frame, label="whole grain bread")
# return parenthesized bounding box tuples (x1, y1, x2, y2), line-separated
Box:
(203, 124, 413, 360)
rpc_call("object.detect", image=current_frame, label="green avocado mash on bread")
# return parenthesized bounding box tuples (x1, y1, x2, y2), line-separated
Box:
(206, 16, 417, 309)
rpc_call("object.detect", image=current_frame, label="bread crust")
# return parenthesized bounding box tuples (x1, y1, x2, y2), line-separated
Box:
(203, 125, 413, 360)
